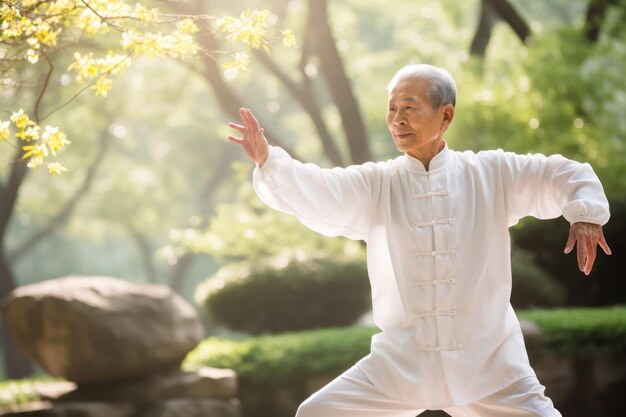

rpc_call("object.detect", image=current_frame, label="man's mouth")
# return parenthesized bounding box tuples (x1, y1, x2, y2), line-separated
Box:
(395, 132, 412, 139)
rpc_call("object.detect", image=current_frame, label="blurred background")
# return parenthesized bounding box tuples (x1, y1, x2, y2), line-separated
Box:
(1, 0, 625, 415)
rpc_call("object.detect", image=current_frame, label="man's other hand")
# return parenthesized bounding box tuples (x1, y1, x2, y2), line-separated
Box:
(227, 107, 269, 166)
(564, 222, 612, 276)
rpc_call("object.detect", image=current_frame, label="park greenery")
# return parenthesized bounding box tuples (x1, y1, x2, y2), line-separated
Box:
(1, 0, 625, 392)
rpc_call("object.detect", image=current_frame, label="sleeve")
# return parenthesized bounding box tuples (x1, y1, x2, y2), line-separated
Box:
(498, 150, 610, 227)
(252, 146, 378, 241)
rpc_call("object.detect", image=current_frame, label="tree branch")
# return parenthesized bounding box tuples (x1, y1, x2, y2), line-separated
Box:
(470, 0, 498, 57)
(8, 132, 111, 261)
(486, 0, 530, 43)
(584, 0, 617, 43)
(253, 50, 344, 166)
(34, 51, 54, 123)
(307, 0, 371, 164)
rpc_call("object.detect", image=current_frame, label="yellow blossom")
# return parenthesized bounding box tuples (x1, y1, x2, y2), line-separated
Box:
(93, 76, 113, 97)
(216, 9, 271, 50)
(22, 143, 48, 160)
(47, 162, 68, 176)
(177, 19, 199, 35)
(22, 125, 41, 142)
(0, 120, 10, 141)
(27, 48, 39, 64)
(42, 126, 70, 155)
(224, 52, 250, 71)
(10, 110, 35, 130)
(281, 30, 296, 47)
(27, 157, 44, 170)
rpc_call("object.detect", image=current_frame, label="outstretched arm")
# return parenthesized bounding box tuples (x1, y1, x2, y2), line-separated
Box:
(564, 222, 612, 276)
(227, 107, 269, 167)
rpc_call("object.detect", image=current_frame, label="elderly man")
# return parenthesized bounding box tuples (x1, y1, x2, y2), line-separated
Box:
(227, 64, 611, 417)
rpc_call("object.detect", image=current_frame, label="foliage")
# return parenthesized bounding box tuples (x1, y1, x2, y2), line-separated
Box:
(513, 198, 626, 306)
(196, 255, 370, 334)
(0, 0, 296, 174)
(0, 377, 59, 409)
(164, 162, 364, 263)
(185, 307, 626, 384)
(184, 326, 377, 386)
(511, 247, 567, 308)
(518, 306, 626, 354)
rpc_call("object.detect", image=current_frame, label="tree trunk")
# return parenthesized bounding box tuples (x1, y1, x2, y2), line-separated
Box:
(584, 0, 618, 42)
(470, 0, 498, 57)
(0, 147, 35, 379)
(470, 0, 531, 58)
(486, 0, 530, 43)
(9, 133, 111, 261)
(308, 0, 372, 164)
(0, 250, 34, 379)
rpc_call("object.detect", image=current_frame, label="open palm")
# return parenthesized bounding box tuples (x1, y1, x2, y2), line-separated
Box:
(227, 107, 269, 166)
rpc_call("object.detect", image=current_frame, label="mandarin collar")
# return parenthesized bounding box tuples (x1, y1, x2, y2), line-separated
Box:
(402, 141, 452, 174)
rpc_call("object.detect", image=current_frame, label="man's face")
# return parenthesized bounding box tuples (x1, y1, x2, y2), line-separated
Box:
(386, 77, 452, 157)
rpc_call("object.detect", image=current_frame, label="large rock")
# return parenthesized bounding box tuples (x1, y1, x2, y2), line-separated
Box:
(1, 276, 204, 383)
(0, 402, 135, 417)
(54, 368, 237, 403)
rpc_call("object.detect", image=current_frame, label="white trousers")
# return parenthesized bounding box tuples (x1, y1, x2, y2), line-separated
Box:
(296, 366, 562, 417)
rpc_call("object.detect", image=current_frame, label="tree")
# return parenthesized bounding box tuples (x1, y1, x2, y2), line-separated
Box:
(470, 0, 530, 58)
(0, 0, 295, 379)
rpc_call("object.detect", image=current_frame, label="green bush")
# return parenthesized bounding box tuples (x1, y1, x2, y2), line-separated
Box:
(517, 306, 626, 354)
(184, 307, 626, 417)
(185, 307, 626, 385)
(184, 326, 377, 386)
(196, 256, 371, 334)
(0, 377, 58, 410)
(511, 247, 567, 308)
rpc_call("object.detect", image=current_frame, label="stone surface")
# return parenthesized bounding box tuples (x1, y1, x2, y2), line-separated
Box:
(134, 398, 240, 417)
(1, 276, 204, 383)
(55, 367, 237, 403)
(0, 401, 135, 417)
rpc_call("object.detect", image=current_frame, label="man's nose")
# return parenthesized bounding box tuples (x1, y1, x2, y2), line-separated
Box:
(393, 112, 406, 126)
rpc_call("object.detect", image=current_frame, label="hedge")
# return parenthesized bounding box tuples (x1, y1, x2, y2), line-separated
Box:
(517, 306, 626, 354)
(183, 326, 378, 386)
(196, 256, 371, 334)
(184, 306, 626, 384)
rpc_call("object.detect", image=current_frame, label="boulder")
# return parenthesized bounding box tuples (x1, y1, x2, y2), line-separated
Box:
(1, 276, 204, 384)
(134, 398, 240, 417)
(54, 367, 237, 403)
(0, 402, 135, 417)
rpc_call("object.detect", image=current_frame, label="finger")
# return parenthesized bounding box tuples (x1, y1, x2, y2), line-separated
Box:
(564, 229, 576, 254)
(227, 135, 243, 144)
(598, 232, 612, 255)
(584, 239, 597, 276)
(576, 240, 586, 273)
(245, 108, 260, 131)
(228, 122, 246, 132)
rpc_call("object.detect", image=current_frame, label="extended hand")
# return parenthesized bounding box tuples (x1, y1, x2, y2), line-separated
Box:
(227, 107, 269, 166)
(564, 222, 611, 275)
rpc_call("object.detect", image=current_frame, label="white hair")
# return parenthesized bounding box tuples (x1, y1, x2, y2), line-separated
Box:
(387, 64, 457, 110)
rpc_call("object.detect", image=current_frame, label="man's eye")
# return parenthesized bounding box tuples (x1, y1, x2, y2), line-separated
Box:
(388, 108, 396, 112)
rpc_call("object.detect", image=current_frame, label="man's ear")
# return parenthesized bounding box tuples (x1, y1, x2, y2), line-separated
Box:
(441, 104, 455, 131)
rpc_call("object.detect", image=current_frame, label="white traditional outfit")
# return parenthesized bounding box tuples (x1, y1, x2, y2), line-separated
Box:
(252, 143, 610, 417)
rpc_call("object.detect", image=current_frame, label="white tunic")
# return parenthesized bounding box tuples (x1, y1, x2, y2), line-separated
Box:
(252, 143, 610, 409)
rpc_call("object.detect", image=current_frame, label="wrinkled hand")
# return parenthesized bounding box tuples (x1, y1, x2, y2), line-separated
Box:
(564, 222, 611, 276)
(227, 107, 269, 167)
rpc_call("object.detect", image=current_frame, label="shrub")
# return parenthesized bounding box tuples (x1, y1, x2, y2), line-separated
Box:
(184, 307, 626, 417)
(517, 306, 626, 354)
(511, 247, 567, 308)
(196, 256, 371, 334)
